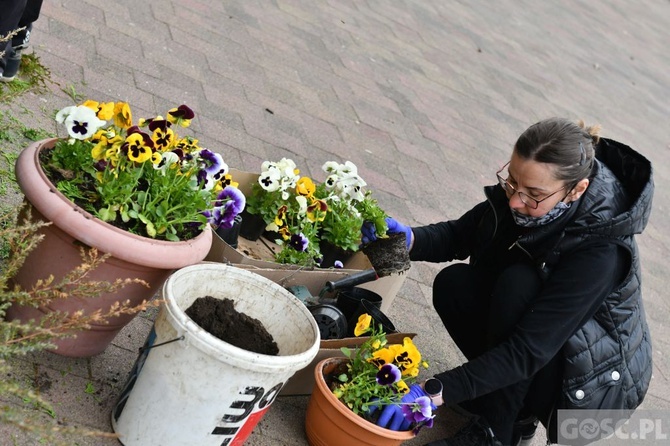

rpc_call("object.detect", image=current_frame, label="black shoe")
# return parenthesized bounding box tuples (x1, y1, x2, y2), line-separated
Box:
(424, 416, 503, 446)
(1, 23, 32, 82)
(513, 414, 539, 446)
(0, 49, 22, 82)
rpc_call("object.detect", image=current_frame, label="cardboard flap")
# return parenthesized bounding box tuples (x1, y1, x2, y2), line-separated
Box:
(320, 332, 416, 349)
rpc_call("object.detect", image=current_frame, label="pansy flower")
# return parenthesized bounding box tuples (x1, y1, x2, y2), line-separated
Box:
(376, 363, 401, 386)
(370, 346, 395, 368)
(167, 104, 195, 127)
(174, 136, 200, 152)
(307, 198, 328, 222)
(274, 205, 288, 226)
(387, 338, 422, 377)
(113, 102, 133, 129)
(153, 151, 180, 174)
(82, 100, 114, 120)
(288, 233, 309, 252)
(147, 119, 175, 151)
(279, 225, 291, 240)
(196, 149, 226, 177)
(195, 169, 216, 191)
(353, 313, 372, 337)
(205, 186, 246, 229)
(123, 131, 154, 163)
(91, 130, 123, 161)
(55, 105, 107, 140)
(259, 169, 281, 192)
(401, 396, 435, 427)
(296, 177, 316, 197)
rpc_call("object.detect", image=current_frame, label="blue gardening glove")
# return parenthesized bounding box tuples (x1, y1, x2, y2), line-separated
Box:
(361, 217, 412, 249)
(375, 384, 434, 431)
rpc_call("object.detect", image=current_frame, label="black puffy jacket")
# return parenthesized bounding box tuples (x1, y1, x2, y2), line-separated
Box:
(411, 138, 653, 412)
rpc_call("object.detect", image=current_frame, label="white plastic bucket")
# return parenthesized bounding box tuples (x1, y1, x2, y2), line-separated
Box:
(111, 263, 321, 446)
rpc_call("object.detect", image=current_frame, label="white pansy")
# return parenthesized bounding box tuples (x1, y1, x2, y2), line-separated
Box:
(55, 106, 76, 124)
(338, 160, 358, 177)
(258, 169, 281, 192)
(322, 161, 340, 174)
(295, 195, 308, 215)
(153, 151, 180, 174)
(58, 105, 107, 140)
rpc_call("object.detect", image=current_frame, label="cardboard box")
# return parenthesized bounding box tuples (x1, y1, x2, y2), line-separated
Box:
(211, 170, 413, 394)
(222, 169, 408, 304)
(218, 264, 415, 395)
(206, 234, 407, 313)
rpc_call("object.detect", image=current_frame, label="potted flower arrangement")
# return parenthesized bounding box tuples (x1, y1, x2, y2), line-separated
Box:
(7, 99, 245, 357)
(244, 157, 327, 267)
(305, 313, 435, 446)
(315, 160, 369, 267)
(241, 157, 410, 274)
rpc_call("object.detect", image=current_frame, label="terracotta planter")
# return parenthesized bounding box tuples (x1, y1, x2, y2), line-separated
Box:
(305, 357, 415, 446)
(6, 139, 213, 358)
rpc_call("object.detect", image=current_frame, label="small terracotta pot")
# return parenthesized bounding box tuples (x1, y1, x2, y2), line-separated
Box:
(7, 139, 213, 357)
(305, 357, 415, 446)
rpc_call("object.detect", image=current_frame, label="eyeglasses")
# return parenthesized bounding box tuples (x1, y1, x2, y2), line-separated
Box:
(496, 162, 567, 209)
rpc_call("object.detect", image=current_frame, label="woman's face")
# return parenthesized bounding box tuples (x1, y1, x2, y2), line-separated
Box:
(501, 152, 572, 217)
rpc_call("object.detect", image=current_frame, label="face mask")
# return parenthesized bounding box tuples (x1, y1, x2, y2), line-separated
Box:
(511, 201, 572, 227)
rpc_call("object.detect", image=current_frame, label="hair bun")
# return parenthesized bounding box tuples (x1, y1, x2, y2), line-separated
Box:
(577, 120, 601, 144)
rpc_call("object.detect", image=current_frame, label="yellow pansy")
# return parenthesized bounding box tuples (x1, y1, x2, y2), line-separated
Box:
(396, 380, 409, 394)
(296, 177, 316, 197)
(354, 313, 372, 337)
(113, 102, 133, 129)
(125, 133, 153, 163)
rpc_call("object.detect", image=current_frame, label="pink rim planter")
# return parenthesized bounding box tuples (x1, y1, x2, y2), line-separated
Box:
(7, 138, 213, 357)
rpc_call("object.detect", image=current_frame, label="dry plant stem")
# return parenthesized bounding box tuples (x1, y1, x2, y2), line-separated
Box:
(0, 204, 160, 443)
(0, 27, 24, 60)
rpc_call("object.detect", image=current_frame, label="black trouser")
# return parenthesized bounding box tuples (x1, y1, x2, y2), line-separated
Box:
(433, 262, 560, 445)
(0, 0, 42, 68)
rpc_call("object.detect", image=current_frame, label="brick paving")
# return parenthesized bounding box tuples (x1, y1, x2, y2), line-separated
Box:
(2, 0, 670, 445)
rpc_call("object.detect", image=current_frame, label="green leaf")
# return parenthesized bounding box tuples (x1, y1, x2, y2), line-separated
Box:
(145, 221, 156, 238)
(98, 207, 115, 222)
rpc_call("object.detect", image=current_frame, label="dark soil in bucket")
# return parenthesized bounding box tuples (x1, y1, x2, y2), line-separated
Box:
(185, 296, 279, 355)
(361, 232, 411, 277)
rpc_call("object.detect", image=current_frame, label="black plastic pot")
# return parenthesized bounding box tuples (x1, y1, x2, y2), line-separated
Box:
(336, 287, 382, 321)
(238, 210, 265, 241)
(309, 304, 348, 340)
(347, 298, 397, 337)
(214, 214, 242, 248)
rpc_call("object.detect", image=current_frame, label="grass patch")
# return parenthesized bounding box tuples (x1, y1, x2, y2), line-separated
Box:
(0, 109, 56, 259)
(0, 52, 52, 103)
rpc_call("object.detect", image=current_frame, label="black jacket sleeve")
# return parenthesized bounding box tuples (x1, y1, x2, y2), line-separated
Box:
(410, 201, 491, 263)
(434, 240, 627, 405)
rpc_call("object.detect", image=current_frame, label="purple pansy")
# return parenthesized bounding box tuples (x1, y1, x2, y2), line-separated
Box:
(401, 396, 435, 429)
(376, 364, 401, 386)
(289, 233, 309, 252)
(205, 186, 246, 229)
(198, 149, 225, 176)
